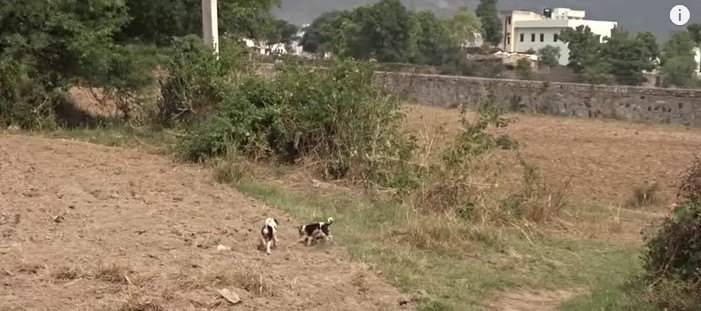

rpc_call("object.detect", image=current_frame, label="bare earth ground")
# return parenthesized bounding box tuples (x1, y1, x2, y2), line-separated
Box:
(405, 104, 701, 207)
(16, 90, 701, 310)
(0, 134, 403, 311)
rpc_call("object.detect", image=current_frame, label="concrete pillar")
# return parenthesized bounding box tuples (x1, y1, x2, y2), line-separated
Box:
(202, 0, 219, 55)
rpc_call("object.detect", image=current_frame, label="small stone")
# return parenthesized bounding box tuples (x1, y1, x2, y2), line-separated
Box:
(217, 245, 231, 251)
(218, 288, 241, 304)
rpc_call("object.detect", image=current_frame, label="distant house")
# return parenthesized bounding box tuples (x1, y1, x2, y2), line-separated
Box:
(242, 38, 267, 55)
(500, 8, 617, 66)
(270, 43, 286, 55)
(694, 46, 701, 77)
(461, 32, 484, 48)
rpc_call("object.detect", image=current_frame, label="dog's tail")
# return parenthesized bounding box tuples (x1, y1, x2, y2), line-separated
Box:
(327, 217, 334, 224)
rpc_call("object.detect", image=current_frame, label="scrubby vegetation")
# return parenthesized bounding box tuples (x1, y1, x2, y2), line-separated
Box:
(642, 158, 701, 310)
(3, 1, 700, 310)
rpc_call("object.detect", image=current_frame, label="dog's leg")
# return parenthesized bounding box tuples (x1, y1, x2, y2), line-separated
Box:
(273, 234, 279, 248)
(306, 236, 313, 246)
(265, 240, 272, 254)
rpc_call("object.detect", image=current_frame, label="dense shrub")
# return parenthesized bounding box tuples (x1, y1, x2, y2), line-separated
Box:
(178, 58, 420, 187)
(157, 35, 249, 126)
(643, 158, 701, 310)
(0, 1, 155, 128)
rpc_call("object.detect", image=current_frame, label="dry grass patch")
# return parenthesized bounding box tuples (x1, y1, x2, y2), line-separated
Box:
(117, 300, 165, 311)
(51, 266, 81, 280)
(94, 262, 131, 284)
(16, 262, 44, 275)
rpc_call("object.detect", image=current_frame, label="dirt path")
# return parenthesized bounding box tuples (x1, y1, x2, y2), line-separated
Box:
(0, 134, 403, 311)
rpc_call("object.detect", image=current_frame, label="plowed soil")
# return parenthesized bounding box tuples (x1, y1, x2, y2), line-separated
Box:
(405, 104, 701, 206)
(0, 134, 403, 311)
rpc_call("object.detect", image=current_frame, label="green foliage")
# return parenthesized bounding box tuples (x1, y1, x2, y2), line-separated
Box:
(158, 35, 248, 126)
(267, 19, 300, 44)
(560, 26, 658, 86)
(475, 0, 502, 46)
(301, 0, 413, 62)
(446, 7, 482, 48)
(408, 11, 454, 66)
(178, 59, 418, 187)
(363, 0, 413, 62)
(0, 0, 153, 128)
(515, 58, 533, 80)
(301, 1, 485, 67)
(687, 23, 701, 46)
(661, 31, 699, 88)
(643, 201, 701, 310)
(637, 31, 661, 61)
(559, 25, 602, 72)
(643, 158, 701, 310)
(599, 28, 657, 85)
(300, 11, 348, 55)
(538, 45, 561, 68)
(119, 0, 282, 45)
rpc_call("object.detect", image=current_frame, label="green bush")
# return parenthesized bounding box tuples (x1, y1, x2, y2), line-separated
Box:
(0, 1, 156, 128)
(158, 35, 248, 126)
(643, 158, 701, 310)
(178, 59, 420, 187)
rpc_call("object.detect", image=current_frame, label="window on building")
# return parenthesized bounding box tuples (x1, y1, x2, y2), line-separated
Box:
(507, 17, 511, 25)
(531, 33, 535, 42)
(554, 33, 559, 42)
(540, 33, 544, 42)
(507, 36, 510, 44)
(520, 33, 524, 42)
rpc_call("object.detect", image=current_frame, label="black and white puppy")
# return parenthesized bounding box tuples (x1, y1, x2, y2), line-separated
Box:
(260, 217, 279, 254)
(298, 217, 334, 246)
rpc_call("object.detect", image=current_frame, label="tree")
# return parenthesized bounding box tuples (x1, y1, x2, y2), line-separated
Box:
(267, 19, 300, 44)
(687, 23, 701, 46)
(300, 11, 348, 55)
(538, 45, 561, 69)
(636, 31, 660, 61)
(559, 25, 601, 72)
(364, 0, 413, 62)
(475, 0, 502, 46)
(661, 31, 698, 87)
(0, 0, 150, 128)
(119, 0, 282, 45)
(599, 28, 656, 85)
(409, 11, 453, 65)
(446, 6, 482, 48)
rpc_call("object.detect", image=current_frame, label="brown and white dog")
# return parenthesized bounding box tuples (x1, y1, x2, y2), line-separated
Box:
(298, 217, 334, 246)
(260, 217, 279, 254)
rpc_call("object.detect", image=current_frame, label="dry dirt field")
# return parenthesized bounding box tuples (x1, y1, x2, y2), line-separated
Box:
(3, 100, 701, 310)
(0, 134, 404, 311)
(405, 104, 701, 207)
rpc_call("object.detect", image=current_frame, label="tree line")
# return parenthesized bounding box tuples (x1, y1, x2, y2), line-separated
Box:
(559, 24, 701, 87)
(298, 0, 701, 87)
(299, 0, 501, 66)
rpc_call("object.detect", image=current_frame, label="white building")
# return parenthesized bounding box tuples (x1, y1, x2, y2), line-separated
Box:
(461, 32, 485, 48)
(694, 46, 701, 77)
(500, 8, 617, 65)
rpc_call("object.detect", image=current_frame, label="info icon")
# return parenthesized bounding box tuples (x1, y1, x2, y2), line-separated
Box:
(670, 5, 691, 26)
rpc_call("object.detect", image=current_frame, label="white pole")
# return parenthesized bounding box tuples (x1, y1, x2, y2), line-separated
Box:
(202, 0, 219, 56)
